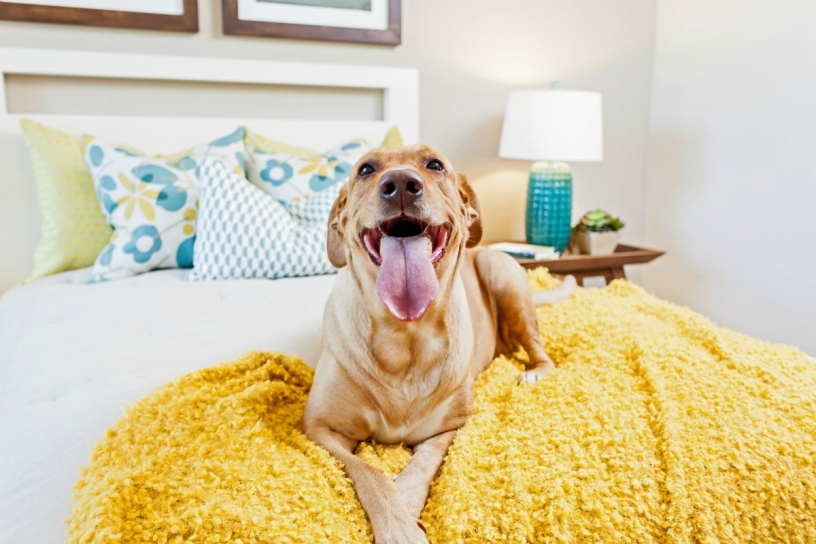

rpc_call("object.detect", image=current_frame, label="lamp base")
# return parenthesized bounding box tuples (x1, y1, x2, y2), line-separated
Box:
(526, 161, 572, 253)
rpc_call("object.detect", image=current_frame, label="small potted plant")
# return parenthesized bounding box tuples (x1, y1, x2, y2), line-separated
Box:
(573, 210, 625, 255)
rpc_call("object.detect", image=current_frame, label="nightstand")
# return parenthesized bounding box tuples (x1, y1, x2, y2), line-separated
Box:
(512, 244, 664, 286)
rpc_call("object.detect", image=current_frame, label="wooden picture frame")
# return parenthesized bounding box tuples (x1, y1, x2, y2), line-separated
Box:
(222, 0, 400, 45)
(0, 0, 199, 33)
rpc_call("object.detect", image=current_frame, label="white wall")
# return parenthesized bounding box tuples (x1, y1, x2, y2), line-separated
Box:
(3, 0, 811, 352)
(645, 0, 816, 354)
(0, 0, 657, 247)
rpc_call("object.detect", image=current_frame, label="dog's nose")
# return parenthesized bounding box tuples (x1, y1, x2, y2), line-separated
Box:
(379, 169, 424, 203)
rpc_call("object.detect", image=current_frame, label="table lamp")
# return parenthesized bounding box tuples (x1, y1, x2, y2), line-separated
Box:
(499, 88, 603, 253)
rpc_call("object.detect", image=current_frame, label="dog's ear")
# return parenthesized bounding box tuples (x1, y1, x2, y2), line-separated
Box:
(457, 172, 483, 248)
(327, 185, 349, 268)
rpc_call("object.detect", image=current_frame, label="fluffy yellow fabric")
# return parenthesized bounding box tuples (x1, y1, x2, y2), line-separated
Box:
(68, 271, 816, 543)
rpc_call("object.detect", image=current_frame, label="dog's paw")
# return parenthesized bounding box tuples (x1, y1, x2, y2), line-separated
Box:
(373, 500, 428, 544)
(518, 366, 553, 384)
(518, 370, 543, 384)
(376, 520, 428, 544)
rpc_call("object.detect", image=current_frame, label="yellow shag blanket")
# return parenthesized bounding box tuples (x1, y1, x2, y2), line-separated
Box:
(68, 271, 816, 543)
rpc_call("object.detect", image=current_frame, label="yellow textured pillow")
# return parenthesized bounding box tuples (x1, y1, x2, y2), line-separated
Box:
(245, 130, 321, 158)
(246, 125, 404, 154)
(381, 125, 404, 148)
(21, 119, 112, 280)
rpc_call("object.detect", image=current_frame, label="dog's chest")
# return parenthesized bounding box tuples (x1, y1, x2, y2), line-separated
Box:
(370, 388, 455, 445)
(353, 278, 474, 445)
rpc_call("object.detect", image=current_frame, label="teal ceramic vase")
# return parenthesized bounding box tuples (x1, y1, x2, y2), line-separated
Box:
(526, 161, 572, 253)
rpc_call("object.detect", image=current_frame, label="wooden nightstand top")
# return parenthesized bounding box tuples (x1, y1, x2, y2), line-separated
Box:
(504, 244, 665, 286)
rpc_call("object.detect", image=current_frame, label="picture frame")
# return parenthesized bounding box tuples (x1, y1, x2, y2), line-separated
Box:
(0, 0, 199, 33)
(222, 0, 400, 45)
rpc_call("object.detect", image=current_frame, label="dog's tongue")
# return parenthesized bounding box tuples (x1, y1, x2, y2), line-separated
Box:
(376, 235, 439, 322)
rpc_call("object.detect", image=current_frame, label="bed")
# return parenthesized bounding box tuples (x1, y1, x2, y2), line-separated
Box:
(0, 48, 418, 543)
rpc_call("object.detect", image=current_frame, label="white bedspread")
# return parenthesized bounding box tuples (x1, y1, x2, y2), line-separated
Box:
(0, 268, 335, 543)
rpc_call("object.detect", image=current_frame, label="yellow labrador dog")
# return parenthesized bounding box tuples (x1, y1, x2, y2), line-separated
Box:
(302, 145, 575, 544)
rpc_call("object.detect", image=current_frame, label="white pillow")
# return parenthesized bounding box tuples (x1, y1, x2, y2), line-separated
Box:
(247, 138, 368, 203)
(83, 128, 247, 282)
(187, 159, 338, 281)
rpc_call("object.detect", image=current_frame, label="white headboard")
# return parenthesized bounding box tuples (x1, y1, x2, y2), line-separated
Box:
(0, 48, 419, 291)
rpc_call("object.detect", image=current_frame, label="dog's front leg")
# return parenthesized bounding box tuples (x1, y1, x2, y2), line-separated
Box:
(394, 430, 457, 520)
(306, 425, 428, 544)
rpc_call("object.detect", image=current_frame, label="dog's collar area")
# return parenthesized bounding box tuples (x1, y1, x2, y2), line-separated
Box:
(361, 217, 449, 267)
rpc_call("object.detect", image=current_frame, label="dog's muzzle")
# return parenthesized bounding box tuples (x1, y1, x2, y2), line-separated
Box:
(378, 169, 424, 208)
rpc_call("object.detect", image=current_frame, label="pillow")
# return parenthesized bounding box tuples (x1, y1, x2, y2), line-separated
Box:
(20, 119, 113, 280)
(246, 126, 403, 204)
(83, 128, 247, 282)
(187, 159, 337, 281)
(380, 126, 404, 148)
(247, 138, 367, 204)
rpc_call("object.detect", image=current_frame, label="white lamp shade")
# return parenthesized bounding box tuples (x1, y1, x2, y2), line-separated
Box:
(499, 90, 603, 162)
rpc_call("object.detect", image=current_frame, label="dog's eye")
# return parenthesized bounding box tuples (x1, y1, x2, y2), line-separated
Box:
(358, 164, 375, 176)
(427, 159, 444, 172)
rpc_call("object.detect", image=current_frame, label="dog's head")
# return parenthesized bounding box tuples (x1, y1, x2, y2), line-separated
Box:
(327, 144, 482, 323)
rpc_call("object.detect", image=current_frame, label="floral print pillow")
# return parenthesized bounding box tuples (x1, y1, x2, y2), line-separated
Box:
(84, 127, 247, 282)
(247, 139, 369, 203)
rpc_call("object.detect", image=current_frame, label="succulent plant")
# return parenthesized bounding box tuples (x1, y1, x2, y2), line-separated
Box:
(575, 210, 625, 232)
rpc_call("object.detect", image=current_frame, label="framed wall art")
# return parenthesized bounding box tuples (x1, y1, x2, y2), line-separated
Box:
(0, 0, 199, 32)
(222, 0, 400, 45)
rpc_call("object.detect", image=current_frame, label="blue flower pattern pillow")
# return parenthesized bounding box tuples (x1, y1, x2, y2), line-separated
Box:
(84, 128, 247, 281)
(248, 139, 369, 203)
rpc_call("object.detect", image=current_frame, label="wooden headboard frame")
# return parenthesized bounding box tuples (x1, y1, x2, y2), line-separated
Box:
(0, 47, 419, 290)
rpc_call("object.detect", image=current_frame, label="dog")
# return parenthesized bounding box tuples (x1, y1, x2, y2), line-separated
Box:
(302, 145, 575, 544)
